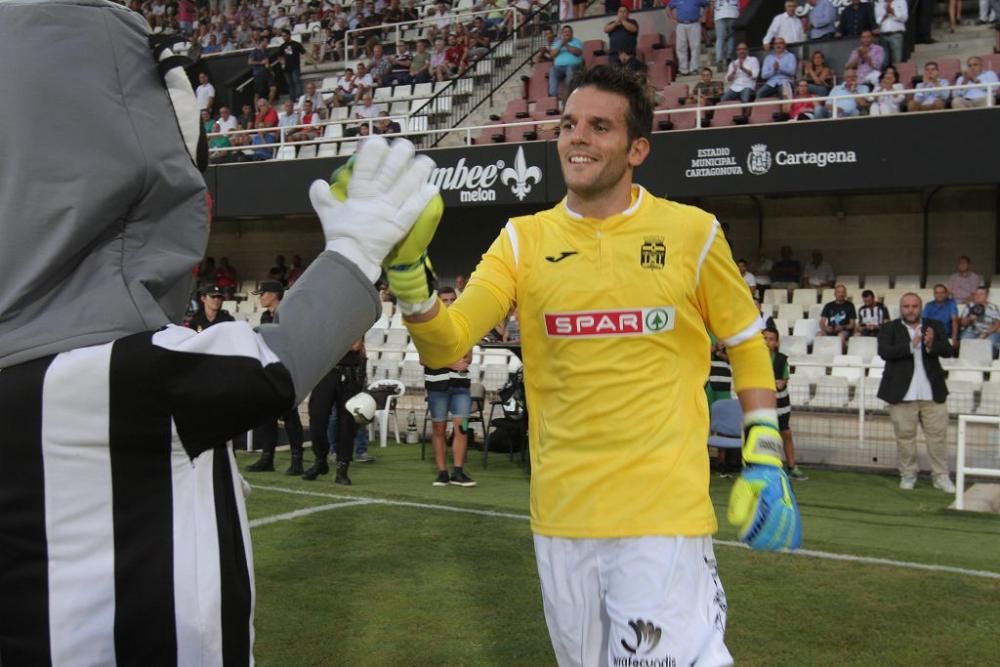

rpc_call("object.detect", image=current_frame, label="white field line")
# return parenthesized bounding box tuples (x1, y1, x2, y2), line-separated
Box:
(249, 484, 1000, 581)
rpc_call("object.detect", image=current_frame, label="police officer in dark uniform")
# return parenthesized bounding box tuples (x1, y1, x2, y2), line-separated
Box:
(302, 339, 366, 484)
(188, 285, 235, 331)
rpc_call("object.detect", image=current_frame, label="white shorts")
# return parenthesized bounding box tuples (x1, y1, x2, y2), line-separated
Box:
(533, 534, 732, 667)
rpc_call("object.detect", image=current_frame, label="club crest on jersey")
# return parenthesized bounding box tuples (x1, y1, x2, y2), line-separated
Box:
(544, 307, 675, 338)
(640, 237, 666, 270)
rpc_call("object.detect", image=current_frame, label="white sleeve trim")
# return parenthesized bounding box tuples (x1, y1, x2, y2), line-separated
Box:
(720, 319, 764, 348)
(152, 323, 281, 366)
(694, 218, 719, 288)
(504, 220, 519, 270)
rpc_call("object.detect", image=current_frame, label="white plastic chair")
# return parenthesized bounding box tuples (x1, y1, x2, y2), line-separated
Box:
(847, 336, 879, 363)
(831, 355, 863, 385)
(368, 379, 405, 448)
(779, 335, 808, 358)
(811, 336, 843, 362)
(959, 339, 993, 367)
(792, 319, 820, 345)
(810, 376, 850, 408)
(791, 288, 818, 306)
(945, 380, 975, 414)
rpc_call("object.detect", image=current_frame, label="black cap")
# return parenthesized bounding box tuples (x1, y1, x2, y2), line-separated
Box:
(200, 285, 224, 296)
(252, 280, 284, 295)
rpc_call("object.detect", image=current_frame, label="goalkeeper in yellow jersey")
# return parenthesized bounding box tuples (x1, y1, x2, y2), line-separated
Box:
(332, 66, 801, 667)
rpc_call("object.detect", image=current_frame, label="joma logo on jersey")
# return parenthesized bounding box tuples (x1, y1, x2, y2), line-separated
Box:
(544, 307, 675, 338)
(640, 237, 666, 270)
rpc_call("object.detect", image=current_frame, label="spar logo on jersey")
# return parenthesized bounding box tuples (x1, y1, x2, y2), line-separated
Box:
(544, 307, 675, 338)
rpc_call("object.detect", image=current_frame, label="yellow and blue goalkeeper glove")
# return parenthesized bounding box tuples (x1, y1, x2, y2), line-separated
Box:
(727, 412, 802, 552)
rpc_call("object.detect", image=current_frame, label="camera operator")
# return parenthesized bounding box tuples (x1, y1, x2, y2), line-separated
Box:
(959, 287, 1000, 356)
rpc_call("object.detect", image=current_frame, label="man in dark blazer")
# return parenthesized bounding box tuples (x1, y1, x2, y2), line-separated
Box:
(878, 293, 956, 492)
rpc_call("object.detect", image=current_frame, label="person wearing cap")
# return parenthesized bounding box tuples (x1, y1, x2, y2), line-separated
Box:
(246, 280, 306, 474)
(188, 285, 236, 332)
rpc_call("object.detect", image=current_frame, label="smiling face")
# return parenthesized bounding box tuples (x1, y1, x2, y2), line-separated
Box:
(773, 38, 786, 54)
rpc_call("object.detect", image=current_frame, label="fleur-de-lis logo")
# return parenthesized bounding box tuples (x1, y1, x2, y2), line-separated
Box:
(500, 147, 543, 201)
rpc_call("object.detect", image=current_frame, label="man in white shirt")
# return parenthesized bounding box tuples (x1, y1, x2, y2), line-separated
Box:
(874, 0, 908, 64)
(800, 250, 835, 288)
(298, 80, 326, 118)
(763, 0, 805, 48)
(952, 56, 999, 109)
(720, 42, 759, 103)
(195, 72, 216, 113)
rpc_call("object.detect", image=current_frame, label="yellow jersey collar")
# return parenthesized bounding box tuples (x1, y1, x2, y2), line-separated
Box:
(562, 185, 646, 223)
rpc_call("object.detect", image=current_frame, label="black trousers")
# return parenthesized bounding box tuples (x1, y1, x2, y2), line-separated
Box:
(308, 365, 363, 464)
(252, 408, 304, 457)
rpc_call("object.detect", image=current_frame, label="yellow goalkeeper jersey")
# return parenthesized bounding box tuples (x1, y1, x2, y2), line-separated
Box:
(407, 186, 774, 538)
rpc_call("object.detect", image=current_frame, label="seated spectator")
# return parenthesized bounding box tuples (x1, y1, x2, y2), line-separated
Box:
(469, 17, 497, 62)
(483, 0, 515, 37)
(875, 0, 908, 65)
(801, 250, 835, 288)
(208, 121, 231, 161)
(846, 30, 885, 87)
(251, 97, 279, 159)
(548, 25, 583, 99)
(906, 62, 950, 112)
(534, 25, 557, 64)
(445, 32, 469, 74)
(332, 67, 358, 107)
(354, 92, 381, 122)
(756, 37, 796, 100)
(784, 80, 819, 119)
(922, 284, 960, 343)
(855, 289, 890, 337)
(402, 0, 420, 23)
(367, 43, 394, 87)
(386, 41, 413, 86)
(737, 258, 758, 291)
(202, 33, 221, 54)
(947, 255, 983, 304)
(959, 287, 1000, 355)
(278, 100, 299, 143)
(770, 245, 801, 289)
(298, 81, 326, 119)
(384, 0, 405, 24)
(354, 62, 375, 98)
(374, 110, 402, 135)
(818, 284, 857, 348)
(429, 38, 449, 81)
(409, 39, 432, 84)
(868, 65, 906, 115)
(952, 57, 999, 109)
(712, 0, 741, 71)
(287, 100, 321, 141)
(687, 67, 724, 105)
(836, 0, 877, 38)
(286, 255, 305, 287)
(762, 1, 805, 49)
(801, 50, 833, 96)
(615, 47, 647, 73)
(754, 249, 774, 290)
(814, 67, 869, 117)
(216, 105, 248, 147)
(604, 5, 638, 64)
(806, 0, 837, 40)
(237, 102, 255, 133)
(200, 108, 215, 135)
(195, 72, 216, 113)
(721, 42, 759, 103)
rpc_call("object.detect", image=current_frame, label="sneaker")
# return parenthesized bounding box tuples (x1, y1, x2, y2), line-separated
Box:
(933, 475, 956, 493)
(432, 470, 451, 486)
(787, 465, 809, 481)
(899, 475, 917, 490)
(355, 453, 376, 463)
(450, 470, 477, 487)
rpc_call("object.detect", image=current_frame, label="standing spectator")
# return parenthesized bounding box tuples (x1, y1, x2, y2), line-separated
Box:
(770, 245, 801, 289)
(947, 256, 982, 304)
(604, 5, 639, 64)
(878, 293, 956, 492)
(868, 65, 906, 115)
(922, 284, 960, 344)
(801, 50, 833, 95)
(547, 25, 584, 99)
(800, 249, 835, 288)
(177, 0, 195, 34)
(875, 0, 908, 64)
(978, 0, 997, 25)
(303, 341, 367, 484)
(856, 289, 890, 337)
(783, 79, 820, 119)
(906, 61, 950, 112)
(763, 327, 807, 481)
(762, 0, 805, 48)
(756, 37, 796, 99)
(249, 38, 275, 103)
(571, 0, 587, 19)
(814, 67, 869, 117)
(195, 72, 216, 113)
(409, 39, 432, 84)
(952, 57, 1000, 109)
(246, 281, 306, 475)
(711, 0, 741, 71)
(279, 29, 307, 102)
(959, 287, 1000, 354)
(721, 42, 759, 103)
(806, 0, 837, 40)
(818, 284, 858, 349)
(846, 30, 885, 87)
(836, 0, 878, 38)
(187, 285, 235, 332)
(914, 0, 935, 44)
(669, 0, 708, 75)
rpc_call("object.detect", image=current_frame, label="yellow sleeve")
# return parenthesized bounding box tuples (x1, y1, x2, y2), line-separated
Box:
(405, 227, 517, 367)
(694, 220, 775, 393)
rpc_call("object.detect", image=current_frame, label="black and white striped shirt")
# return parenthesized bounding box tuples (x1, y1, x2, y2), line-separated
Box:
(0, 323, 294, 666)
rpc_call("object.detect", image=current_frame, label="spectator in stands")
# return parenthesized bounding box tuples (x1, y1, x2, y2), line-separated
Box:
(875, 0, 908, 64)
(801, 250, 835, 288)
(355, 61, 376, 96)
(754, 249, 774, 291)
(430, 37, 449, 81)
(711, 0, 741, 72)
(604, 5, 639, 64)
(200, 108, 215, 136)
(868, 65, 906, 115)
(570, 0, 587, 20)
(878, 294, 956, 491)
(616, 46, 647, 73)
(354, 92, 381, 130)
(819, 284, 857, 349)
(856, 289, 890, 336)
(814, 67, 870, 117)
(947, 256, 983, 304)
(669, 0, 708, 76)
(368, 42, 394, 87)
(687, 67, 724, 104)
(333, 67, 359, 107)
(216, 105, 248, 147)
(298, 81, 325, 118)
(287, 100, 321, 141)
(762, 0, 805, 49)
(483, 0, 515, 37)
(721, 42, 759, 103)
(771, 246, 801, 289)
(386, 40, 413, 86)
(762, 327, 808, 481)
(801, 50, 833, 95)
(446, 32, 469, 74)
(756, 37, 796, 99)
(278, 99, 299, 132)
(375, 110, 402, 134)
(251, 97, 279, 159)
(836, 0, 878, 37)
(208, 122, 231, 163)
(906, 61, 950, 111)
(784, 79, 820, 119)
(402, 0, 420, 23)
(548, 25, 584, 99)
(409, 39, 432, 83)
(202, 34, 222, 55)
(922, 284, 960, 343)
(846, 30, 885, 87)
(737, 258, 757, 291)
(177, 0, 195, 35)
(270, 255, 289, 286)
(286, 256, 305, 287)
(272, 6, 291, 31)
(953, 57, 1000, 109)
(978, 0, 997, 25)
(806, 0, 837, 40)
(535, 25, 557, 64)
(249, 38, 276, 103)
(469, 16, 497, 62)
(385, 0, 405, 24)
(278, 29, 308, 103)
(187, 285, 235, 332)
(959, 287, 1000, 353)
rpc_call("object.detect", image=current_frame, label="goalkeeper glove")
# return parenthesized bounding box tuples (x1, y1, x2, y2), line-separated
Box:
(727, 412, 802, 552)
(309, 136, 439, 284)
